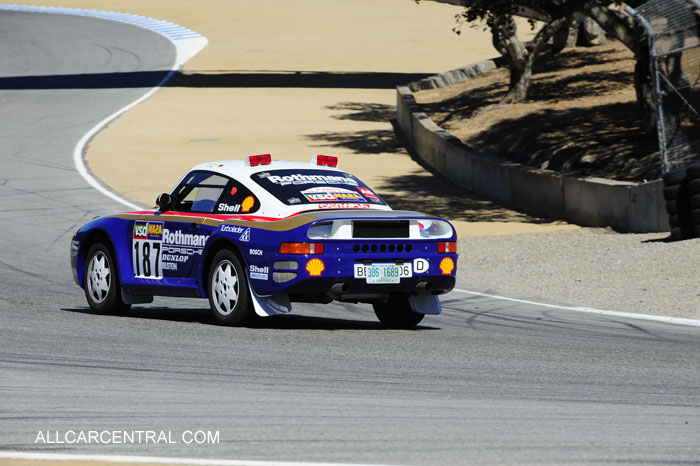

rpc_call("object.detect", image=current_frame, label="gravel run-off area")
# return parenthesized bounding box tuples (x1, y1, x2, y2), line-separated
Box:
(458, 229, 699, 320)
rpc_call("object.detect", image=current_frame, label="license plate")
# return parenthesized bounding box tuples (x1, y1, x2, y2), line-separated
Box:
(353, 263, 412, 284)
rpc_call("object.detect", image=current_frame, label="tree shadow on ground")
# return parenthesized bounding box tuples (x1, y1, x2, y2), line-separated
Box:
(415, 43, 690, 181)
(326, 102, 396, 121)
(306, 102, 562, 223)
(469, 102, 662, 181)
(534, 47, 623, 73)
(305, 102, 404, 153)
(0, 70, 437, 90)
(378, 171, 547, 223)
(305, 129, 402, 154)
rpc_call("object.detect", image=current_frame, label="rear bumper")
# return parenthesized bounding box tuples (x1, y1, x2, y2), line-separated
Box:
(249, 251, 458, 298)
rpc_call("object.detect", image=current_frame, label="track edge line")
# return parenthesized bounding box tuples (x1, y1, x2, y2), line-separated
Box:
(453, 288, 700, 327)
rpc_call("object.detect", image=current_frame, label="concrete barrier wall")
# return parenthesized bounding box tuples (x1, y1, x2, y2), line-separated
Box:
(396, 68, 670, 233)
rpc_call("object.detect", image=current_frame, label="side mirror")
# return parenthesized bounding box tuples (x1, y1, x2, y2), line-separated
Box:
(156, 193, 172, 211)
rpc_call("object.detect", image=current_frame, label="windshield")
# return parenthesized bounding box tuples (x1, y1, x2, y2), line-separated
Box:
(251, 169, 387, 208)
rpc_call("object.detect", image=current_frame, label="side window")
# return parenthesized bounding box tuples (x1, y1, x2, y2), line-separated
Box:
(214, 179, 260, 214)
(172, 172, 228, 213)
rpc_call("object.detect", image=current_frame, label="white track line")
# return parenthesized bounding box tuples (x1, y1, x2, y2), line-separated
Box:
(0, 451, 398, 466)
(0, 4, 208, 210)
(453, 288, 700, 328)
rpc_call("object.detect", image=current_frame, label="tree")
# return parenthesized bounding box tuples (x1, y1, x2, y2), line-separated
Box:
(452, 0, 589, 103)
(441, 1, 665, 131)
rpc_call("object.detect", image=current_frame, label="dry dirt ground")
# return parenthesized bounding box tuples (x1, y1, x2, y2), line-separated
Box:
(415, 41, 665, 182)
(12, 0, 577, 238)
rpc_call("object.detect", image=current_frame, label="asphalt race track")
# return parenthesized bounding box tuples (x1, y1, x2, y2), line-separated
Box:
(1, 10, 700, 466)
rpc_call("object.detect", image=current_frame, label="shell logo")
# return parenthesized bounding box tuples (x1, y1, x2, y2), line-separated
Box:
(306, 258, 325, 277)
(241, 195, 255, 213)
(439, 257, 455, 275)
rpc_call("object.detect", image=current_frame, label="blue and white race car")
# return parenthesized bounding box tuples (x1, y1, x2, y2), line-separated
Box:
(71, 155, 458, 328)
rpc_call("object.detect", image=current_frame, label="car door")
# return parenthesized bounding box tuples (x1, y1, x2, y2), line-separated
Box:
(157, 171, 230, 278)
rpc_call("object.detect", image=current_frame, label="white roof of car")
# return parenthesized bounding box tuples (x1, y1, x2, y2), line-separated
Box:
(192, 159, 341, 179)
(185, 158, 392, 218)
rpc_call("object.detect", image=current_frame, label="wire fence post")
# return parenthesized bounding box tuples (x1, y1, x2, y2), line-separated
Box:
(626, 0, 700, 174)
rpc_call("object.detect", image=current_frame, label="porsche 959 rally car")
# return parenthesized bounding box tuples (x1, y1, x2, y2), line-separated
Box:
(71, 154, 458, 328)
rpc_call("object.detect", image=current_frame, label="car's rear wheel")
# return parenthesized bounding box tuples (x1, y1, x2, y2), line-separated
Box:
(373, 295, 424, 329)
(84, 242, 130, 315)
(208, 249, 251, 326)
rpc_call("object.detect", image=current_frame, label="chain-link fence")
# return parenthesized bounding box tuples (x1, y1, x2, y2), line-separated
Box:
(627, 0, 700, 174)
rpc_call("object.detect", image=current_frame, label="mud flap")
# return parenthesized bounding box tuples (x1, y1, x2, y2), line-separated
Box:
(121, 290, 153, 305)
(409, 293, 441, 315)
(249, 285, 292, 317)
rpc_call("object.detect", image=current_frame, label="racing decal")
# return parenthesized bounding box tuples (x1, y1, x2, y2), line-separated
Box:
(301, 186, 367, 203)
(263, 173, 358, 187)
(132, 221, 164, 279)
(358, 186, 382, 204)
(162, 229, 208, 247)
(318, 203, 371, 209)
(155, 227, 209, 275)
(239, 228, 251, 242)
(241, 196, 255, 213)
(249, 248, 263, 256)
(220, 225, 245, 234)
(358, 187, 379, 199)
(217, 203, 242, 213)
(439, 257, 455, 275)
(250, 265, 269, 280)
(305, 258, 325, 277)
(287, 197, 301, 204)
(413, 258, 430, 274)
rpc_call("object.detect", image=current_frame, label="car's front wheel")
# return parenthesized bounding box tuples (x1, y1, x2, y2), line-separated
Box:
(208, 249, 252, 326)
(84, 242, 130, 315)
(373, 295, 424, 329)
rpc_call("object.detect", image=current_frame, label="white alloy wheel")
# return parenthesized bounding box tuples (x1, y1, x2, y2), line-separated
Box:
(87, 251, 111, 304)
(212, 259, 239, 316)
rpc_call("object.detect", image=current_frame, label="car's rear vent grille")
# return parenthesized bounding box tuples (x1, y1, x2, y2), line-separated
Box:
(352, 243, 413, 253)
(352, 220, 409, 238)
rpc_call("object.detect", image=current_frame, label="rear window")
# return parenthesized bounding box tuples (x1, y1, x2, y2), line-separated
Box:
(251, 169, 387, 207)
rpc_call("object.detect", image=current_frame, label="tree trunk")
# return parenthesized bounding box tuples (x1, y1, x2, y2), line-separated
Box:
(491, 15, 567, 104)
(491, 15, 531, 103)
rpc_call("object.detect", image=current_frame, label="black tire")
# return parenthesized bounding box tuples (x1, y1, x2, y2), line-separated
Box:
(686, 164, 700, 180)
(207, 249, 252, 326)
(694, 225, 700, 239)
(689, 178, 700, 196)
(663, 167, 686, 185)
(373, 295, 424, 329)
(669, 214, 680, 228)
(670, 227, 683, 241)
(663, 184, 683, 201)
(691, 194, 700, 210)
(84, 242, 130, 315)
(666, 200, 680, 215)
(691, 210, 700, 226)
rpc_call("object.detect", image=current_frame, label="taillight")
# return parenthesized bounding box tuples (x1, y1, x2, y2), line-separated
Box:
(247, 154, 272, 166)
(312, 154, 338, 167)
(279, 242, 324, 254)
(437, 241, 457, 253)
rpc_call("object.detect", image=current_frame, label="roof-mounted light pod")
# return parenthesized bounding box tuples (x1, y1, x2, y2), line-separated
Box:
(246, 154, 272, 166)
(312, 154, 338, 167)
